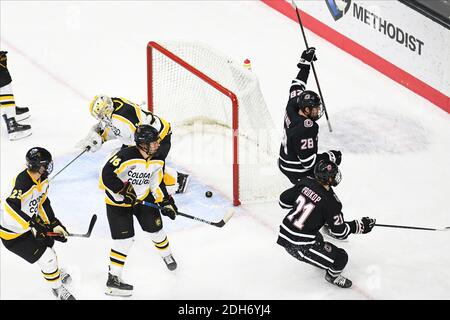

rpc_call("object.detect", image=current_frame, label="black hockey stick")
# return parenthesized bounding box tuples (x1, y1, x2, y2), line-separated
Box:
(49, 147, 89, 182)
(291, 0, 332, 132)
(47, 214, 97, 238)
(140, 200, 234, 228)
(375, 223, 450, 232)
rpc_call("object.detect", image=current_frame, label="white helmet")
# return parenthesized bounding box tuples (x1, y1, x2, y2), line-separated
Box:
(89, 95, 114, 120)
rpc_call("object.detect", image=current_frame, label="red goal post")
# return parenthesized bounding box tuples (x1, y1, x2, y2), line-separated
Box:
(147, 41, 285, 206)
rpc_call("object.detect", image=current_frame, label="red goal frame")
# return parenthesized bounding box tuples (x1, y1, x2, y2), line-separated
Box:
(147, 41, 241, 205)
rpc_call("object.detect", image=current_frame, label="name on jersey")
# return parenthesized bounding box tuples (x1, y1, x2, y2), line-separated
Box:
(301, 186, 321, 203)
(127, 171, 152, 185)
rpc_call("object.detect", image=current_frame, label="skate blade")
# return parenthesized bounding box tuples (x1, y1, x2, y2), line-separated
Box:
(16, 113, 30, 122)
(9, 131, 32, 141)
(105, 287, 133, 297)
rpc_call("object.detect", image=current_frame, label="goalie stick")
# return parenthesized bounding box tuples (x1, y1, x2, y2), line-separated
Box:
(375, 223, 450, 232)
(140, 200, 234, 228)
(47, 214, 97, 238)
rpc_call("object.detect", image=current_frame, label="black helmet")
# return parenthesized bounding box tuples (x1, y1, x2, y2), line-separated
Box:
(26, 147, 53, 178)
(297, 90, 323, 121)
(314, 160, 341, 187)
(134, 124, 160, 154)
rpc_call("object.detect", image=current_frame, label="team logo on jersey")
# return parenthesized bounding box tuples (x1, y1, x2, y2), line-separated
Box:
(325, 0, 351, 21)
(156, 218, 162, 227)
(324, 243, 332, 252)
(304, 119, 313, 128)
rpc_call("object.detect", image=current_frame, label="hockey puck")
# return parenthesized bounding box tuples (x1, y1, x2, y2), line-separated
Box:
(205, 191, 213, 198)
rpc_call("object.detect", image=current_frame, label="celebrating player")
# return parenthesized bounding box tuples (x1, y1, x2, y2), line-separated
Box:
(0, 51, 32, 140)
(279, 48, 341, 184)
(77, 94, 189, 194)
(277, 159, 376, 288)
(100, 124, 179, 297)
(0, 147, 74, 299)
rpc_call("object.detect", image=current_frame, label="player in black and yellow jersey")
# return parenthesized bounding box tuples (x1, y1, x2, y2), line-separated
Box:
(100, 124, 179, 297)
(0, 51, 32, 140)
(78, 94, 189, 194)
(0, 147, 75, 300)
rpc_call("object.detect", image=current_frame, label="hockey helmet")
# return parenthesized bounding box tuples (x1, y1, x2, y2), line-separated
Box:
(90, 95, 114, 121)
(314, 159, 341, 187)
(134, 124, 160, 155)
(26, 147, 54, 178)
(297, 90, 323, 121)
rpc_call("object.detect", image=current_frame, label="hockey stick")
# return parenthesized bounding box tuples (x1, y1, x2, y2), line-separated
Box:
(49, 147, 89, 182)
(375, 223, 450, 232)
(140, 200, 234, 228)
(47, 214, 97, 238)
(291, 0, 332, 132)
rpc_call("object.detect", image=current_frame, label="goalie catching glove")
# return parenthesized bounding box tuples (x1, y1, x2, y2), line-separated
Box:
(76, 124, 103, 152)
(160, 196, 178, 220)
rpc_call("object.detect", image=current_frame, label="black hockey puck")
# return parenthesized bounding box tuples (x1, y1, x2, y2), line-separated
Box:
(205, 191, 213, 198)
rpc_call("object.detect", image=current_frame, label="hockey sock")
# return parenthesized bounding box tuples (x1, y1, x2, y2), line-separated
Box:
(149, 230, 172, 257)
(37, 247, 61, 289)
(109, 238, 134, 277)
(0, 84, 16, 118)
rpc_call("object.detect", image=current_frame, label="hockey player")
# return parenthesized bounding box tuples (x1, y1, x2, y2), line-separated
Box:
(0, 51, 32, 140)
(100, 124, 179, 297)
(277, 159, 376, 288)
(279, 48, 341, 184)
(0, 147, 75, 300)
(77, 94, 189, 194)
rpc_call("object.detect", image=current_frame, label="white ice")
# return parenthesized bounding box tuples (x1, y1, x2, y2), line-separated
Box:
(1, 1, 449, 300)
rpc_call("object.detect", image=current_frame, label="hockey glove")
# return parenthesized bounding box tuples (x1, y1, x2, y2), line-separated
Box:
(354, 217, 376, 234)
(29, 215, 50, 241)
(298, 47, 317, 66)
(160, 197, 178, 220)
(49, 218, 69, 243)
(326, 150, 342, 165)
(76, 125, 103, 152)
(119, 182, 137, 205)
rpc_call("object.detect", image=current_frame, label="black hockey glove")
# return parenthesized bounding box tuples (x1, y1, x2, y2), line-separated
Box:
(49, 218, 69, 243)
(298, 47, 317, 66)
(0, 51, 7, 58)
(29, 215, 50, 241)
(354, 217, 376, 234)
(327, 150, 342, 165)
(160, 197, 178, 220)
(119, 182, 137, 205)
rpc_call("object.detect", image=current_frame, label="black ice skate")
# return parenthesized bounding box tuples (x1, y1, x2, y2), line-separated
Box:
(3, 115, 32, 141)
(52, 284, 76, 300)
(163, 254, 177, 271)
(15, 106, 30, 121)
(325, 273, 352, 288)
(176, 172, 189, 194)
(105, 273, 133, 297)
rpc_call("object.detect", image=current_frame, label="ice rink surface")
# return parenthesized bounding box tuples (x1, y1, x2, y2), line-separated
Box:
(1, 1, 449, 300)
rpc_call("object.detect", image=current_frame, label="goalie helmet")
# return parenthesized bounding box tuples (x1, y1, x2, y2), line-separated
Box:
(297, 90, 323, 121)
(314, 159, 341, 187)
(26, 147, 54, 178)
(134, 124, 160, 155)
(90, 95, 114, 121)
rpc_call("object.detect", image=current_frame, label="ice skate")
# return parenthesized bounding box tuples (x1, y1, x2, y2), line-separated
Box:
(325, 273, 352, 288)
(15, 106, 30, 121)
(52, 284, 76, 300)
(3, 115, 31, 141)
(175, 172, 189, 194)
(162, 254, 177, 271)
(105, 272, 133, 297)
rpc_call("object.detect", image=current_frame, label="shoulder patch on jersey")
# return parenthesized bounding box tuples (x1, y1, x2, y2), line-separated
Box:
(304, 119, 313, 128)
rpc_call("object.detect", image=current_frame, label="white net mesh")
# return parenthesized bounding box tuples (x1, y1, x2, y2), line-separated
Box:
(149, 41, 288, 203)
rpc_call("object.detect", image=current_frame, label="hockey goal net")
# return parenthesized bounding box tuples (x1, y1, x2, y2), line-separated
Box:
(147, 41, 287, 205)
